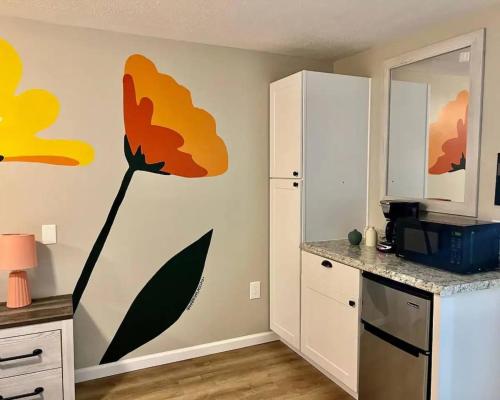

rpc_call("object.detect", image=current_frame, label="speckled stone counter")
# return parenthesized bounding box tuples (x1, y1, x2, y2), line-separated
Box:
(302, 240, 500, 296)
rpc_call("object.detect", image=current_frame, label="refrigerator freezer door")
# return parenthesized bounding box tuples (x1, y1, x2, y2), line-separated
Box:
(362, 275, 432, 351)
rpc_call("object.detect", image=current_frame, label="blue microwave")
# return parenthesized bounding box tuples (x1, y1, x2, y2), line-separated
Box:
(395, 215, 500, 274)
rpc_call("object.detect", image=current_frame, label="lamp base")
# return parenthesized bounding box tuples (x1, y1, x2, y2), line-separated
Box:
(7, 270, 32, 308)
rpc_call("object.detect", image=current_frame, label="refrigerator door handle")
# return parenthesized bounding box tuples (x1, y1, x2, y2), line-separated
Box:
(362, 320, 424, 358)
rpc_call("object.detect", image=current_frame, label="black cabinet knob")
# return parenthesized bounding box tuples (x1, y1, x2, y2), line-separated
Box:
(293, 171, 299, 177)
(349, 300, 356, 307)
(293, 182, 299, 187)
(321, 260, 332, 268)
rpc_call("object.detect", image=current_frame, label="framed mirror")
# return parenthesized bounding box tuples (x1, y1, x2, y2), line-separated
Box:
(382, 30, 485, 217)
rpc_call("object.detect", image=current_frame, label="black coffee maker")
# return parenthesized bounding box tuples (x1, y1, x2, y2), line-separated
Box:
(377, 200, 420, 253)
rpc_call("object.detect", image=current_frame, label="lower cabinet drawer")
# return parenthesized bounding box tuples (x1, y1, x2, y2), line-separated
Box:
(0, 330, 62, 379)
(0, 368, 63, 400)
(302, 251, 360, 305)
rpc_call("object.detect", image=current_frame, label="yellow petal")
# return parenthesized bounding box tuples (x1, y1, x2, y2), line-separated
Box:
(0, 37, 94, 166)
(0, 37, 21, 98)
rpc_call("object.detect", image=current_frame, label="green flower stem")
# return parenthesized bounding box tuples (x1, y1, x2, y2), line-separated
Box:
(73, 167, 135, 310)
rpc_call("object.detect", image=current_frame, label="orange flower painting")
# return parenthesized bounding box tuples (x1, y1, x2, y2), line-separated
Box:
(73, 54, 229, 310)
(124, 55, 227, 177)
(428, 90, 468, 174)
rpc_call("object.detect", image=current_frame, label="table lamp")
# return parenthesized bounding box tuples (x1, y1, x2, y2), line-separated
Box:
(0, 234, 38, 308)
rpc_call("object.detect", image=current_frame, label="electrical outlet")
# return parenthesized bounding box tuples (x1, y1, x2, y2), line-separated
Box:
(42, 224, 57, 244)
(250, 281, 261, 300)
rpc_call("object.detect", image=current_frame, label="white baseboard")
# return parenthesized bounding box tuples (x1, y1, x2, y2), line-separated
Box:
(75, 331, 279, 383)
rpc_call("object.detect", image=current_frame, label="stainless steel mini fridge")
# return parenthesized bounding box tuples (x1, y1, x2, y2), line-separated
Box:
(359, 273, 433, 400)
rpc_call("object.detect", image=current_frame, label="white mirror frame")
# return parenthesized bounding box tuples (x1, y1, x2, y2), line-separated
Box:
(381, 29, 485, 217)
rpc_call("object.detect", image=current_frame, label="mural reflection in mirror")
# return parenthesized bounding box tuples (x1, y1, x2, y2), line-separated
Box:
(387, 47, 471, 203)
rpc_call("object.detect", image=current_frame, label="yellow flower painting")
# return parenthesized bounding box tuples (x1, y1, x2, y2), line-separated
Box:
(0, 37, 93, 166)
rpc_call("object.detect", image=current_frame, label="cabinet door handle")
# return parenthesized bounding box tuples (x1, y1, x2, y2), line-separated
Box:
(321, 260, 332, 268)
(0, 387, 44, 400)
(293, 182, 299, 187)
(0, 349, 42, 363)
(349, 300, 356, 307)
(293, 171, 299, 177)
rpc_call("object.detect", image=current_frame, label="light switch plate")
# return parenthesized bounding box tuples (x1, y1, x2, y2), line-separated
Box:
(250, 281, 261, 300)
(42, 224, 57, 245)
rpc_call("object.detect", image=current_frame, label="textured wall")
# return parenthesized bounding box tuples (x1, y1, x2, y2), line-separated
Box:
(0, 16, 331, 368)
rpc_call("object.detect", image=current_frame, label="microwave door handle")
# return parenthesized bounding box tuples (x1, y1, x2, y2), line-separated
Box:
(423, 228, 432, 255)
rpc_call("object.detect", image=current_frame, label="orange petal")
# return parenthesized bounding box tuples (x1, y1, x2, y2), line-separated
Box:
(125, 55, 228, 177)
(123, 74, 208, 177)
(2, 155, 80, 166)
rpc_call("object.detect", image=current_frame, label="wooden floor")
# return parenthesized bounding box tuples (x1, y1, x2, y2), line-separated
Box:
(76, 341, 354, 400)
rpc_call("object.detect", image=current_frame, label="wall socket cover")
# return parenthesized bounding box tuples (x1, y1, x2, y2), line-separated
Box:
(250, 281, 261, 300)
(42, 224, 57, 244)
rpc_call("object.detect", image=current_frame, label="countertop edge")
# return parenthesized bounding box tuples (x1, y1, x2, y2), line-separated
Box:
(301, 242, 500, 296)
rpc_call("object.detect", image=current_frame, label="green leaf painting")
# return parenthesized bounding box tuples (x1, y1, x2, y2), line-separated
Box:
(100, 230, 213, 364)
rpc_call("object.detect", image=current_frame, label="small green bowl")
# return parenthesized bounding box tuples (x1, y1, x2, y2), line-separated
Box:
(348, 229, 362, 245)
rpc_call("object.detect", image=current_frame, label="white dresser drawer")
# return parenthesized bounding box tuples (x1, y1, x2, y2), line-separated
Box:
(0, 330, 62, 379)
(302, 251, 360, 305)
(0, 368, 63, 399)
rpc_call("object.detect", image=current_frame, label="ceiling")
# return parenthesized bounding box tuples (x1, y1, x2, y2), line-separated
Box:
(0, 0, 498, 60)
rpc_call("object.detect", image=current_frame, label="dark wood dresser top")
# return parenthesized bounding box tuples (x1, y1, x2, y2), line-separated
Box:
(0, 295, 73, 329)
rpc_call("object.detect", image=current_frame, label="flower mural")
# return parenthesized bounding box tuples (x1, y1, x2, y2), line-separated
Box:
(0, 37, 94, 166)
(1, 36, 228, 363)
(428, 90, 468, 174)
(72, 52, 229, 333)
(123, 55, 227, 177)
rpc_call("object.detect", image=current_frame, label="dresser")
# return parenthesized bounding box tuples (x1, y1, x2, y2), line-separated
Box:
(0, 295, 74, 399)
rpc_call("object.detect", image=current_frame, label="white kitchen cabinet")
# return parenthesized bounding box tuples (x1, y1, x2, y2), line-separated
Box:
(270, 72, 303, 179)
(269, 179, 302, 349)
(301, 251, 360, 393)
(269, 71, 369, 378)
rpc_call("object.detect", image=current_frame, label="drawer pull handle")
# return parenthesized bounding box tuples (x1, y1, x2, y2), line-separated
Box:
(349, 300, 356, 307)
(0, 348, 42, 363)
(0, 387, 44, 400)
(321, 260, 332, 268)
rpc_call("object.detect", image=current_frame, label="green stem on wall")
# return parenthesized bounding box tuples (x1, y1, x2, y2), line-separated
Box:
(73, 167, 135, 310)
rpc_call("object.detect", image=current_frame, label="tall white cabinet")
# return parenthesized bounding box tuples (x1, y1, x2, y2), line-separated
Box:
(269, 71, 369, 393)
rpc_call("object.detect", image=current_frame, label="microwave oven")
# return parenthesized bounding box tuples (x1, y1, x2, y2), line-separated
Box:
(395, 215, 500, 274)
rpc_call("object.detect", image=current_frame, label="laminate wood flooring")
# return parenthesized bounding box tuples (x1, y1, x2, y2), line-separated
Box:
(76, 341, 354, 399)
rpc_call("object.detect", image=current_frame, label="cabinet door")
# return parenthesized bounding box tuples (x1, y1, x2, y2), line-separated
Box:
(270, 73, 303, 179)
(301, 251, 360, 392)
(270, 179, 302, 349)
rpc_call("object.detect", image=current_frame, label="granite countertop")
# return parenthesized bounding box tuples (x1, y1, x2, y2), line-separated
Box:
(302, 240, 500, 296)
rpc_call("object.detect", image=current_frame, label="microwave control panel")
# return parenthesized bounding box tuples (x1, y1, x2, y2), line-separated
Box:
(449, 231, 463, 265)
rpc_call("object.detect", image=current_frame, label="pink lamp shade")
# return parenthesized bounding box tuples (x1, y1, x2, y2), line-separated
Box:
(0, 234, 37, 271)
(0, 234, 38, 308)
